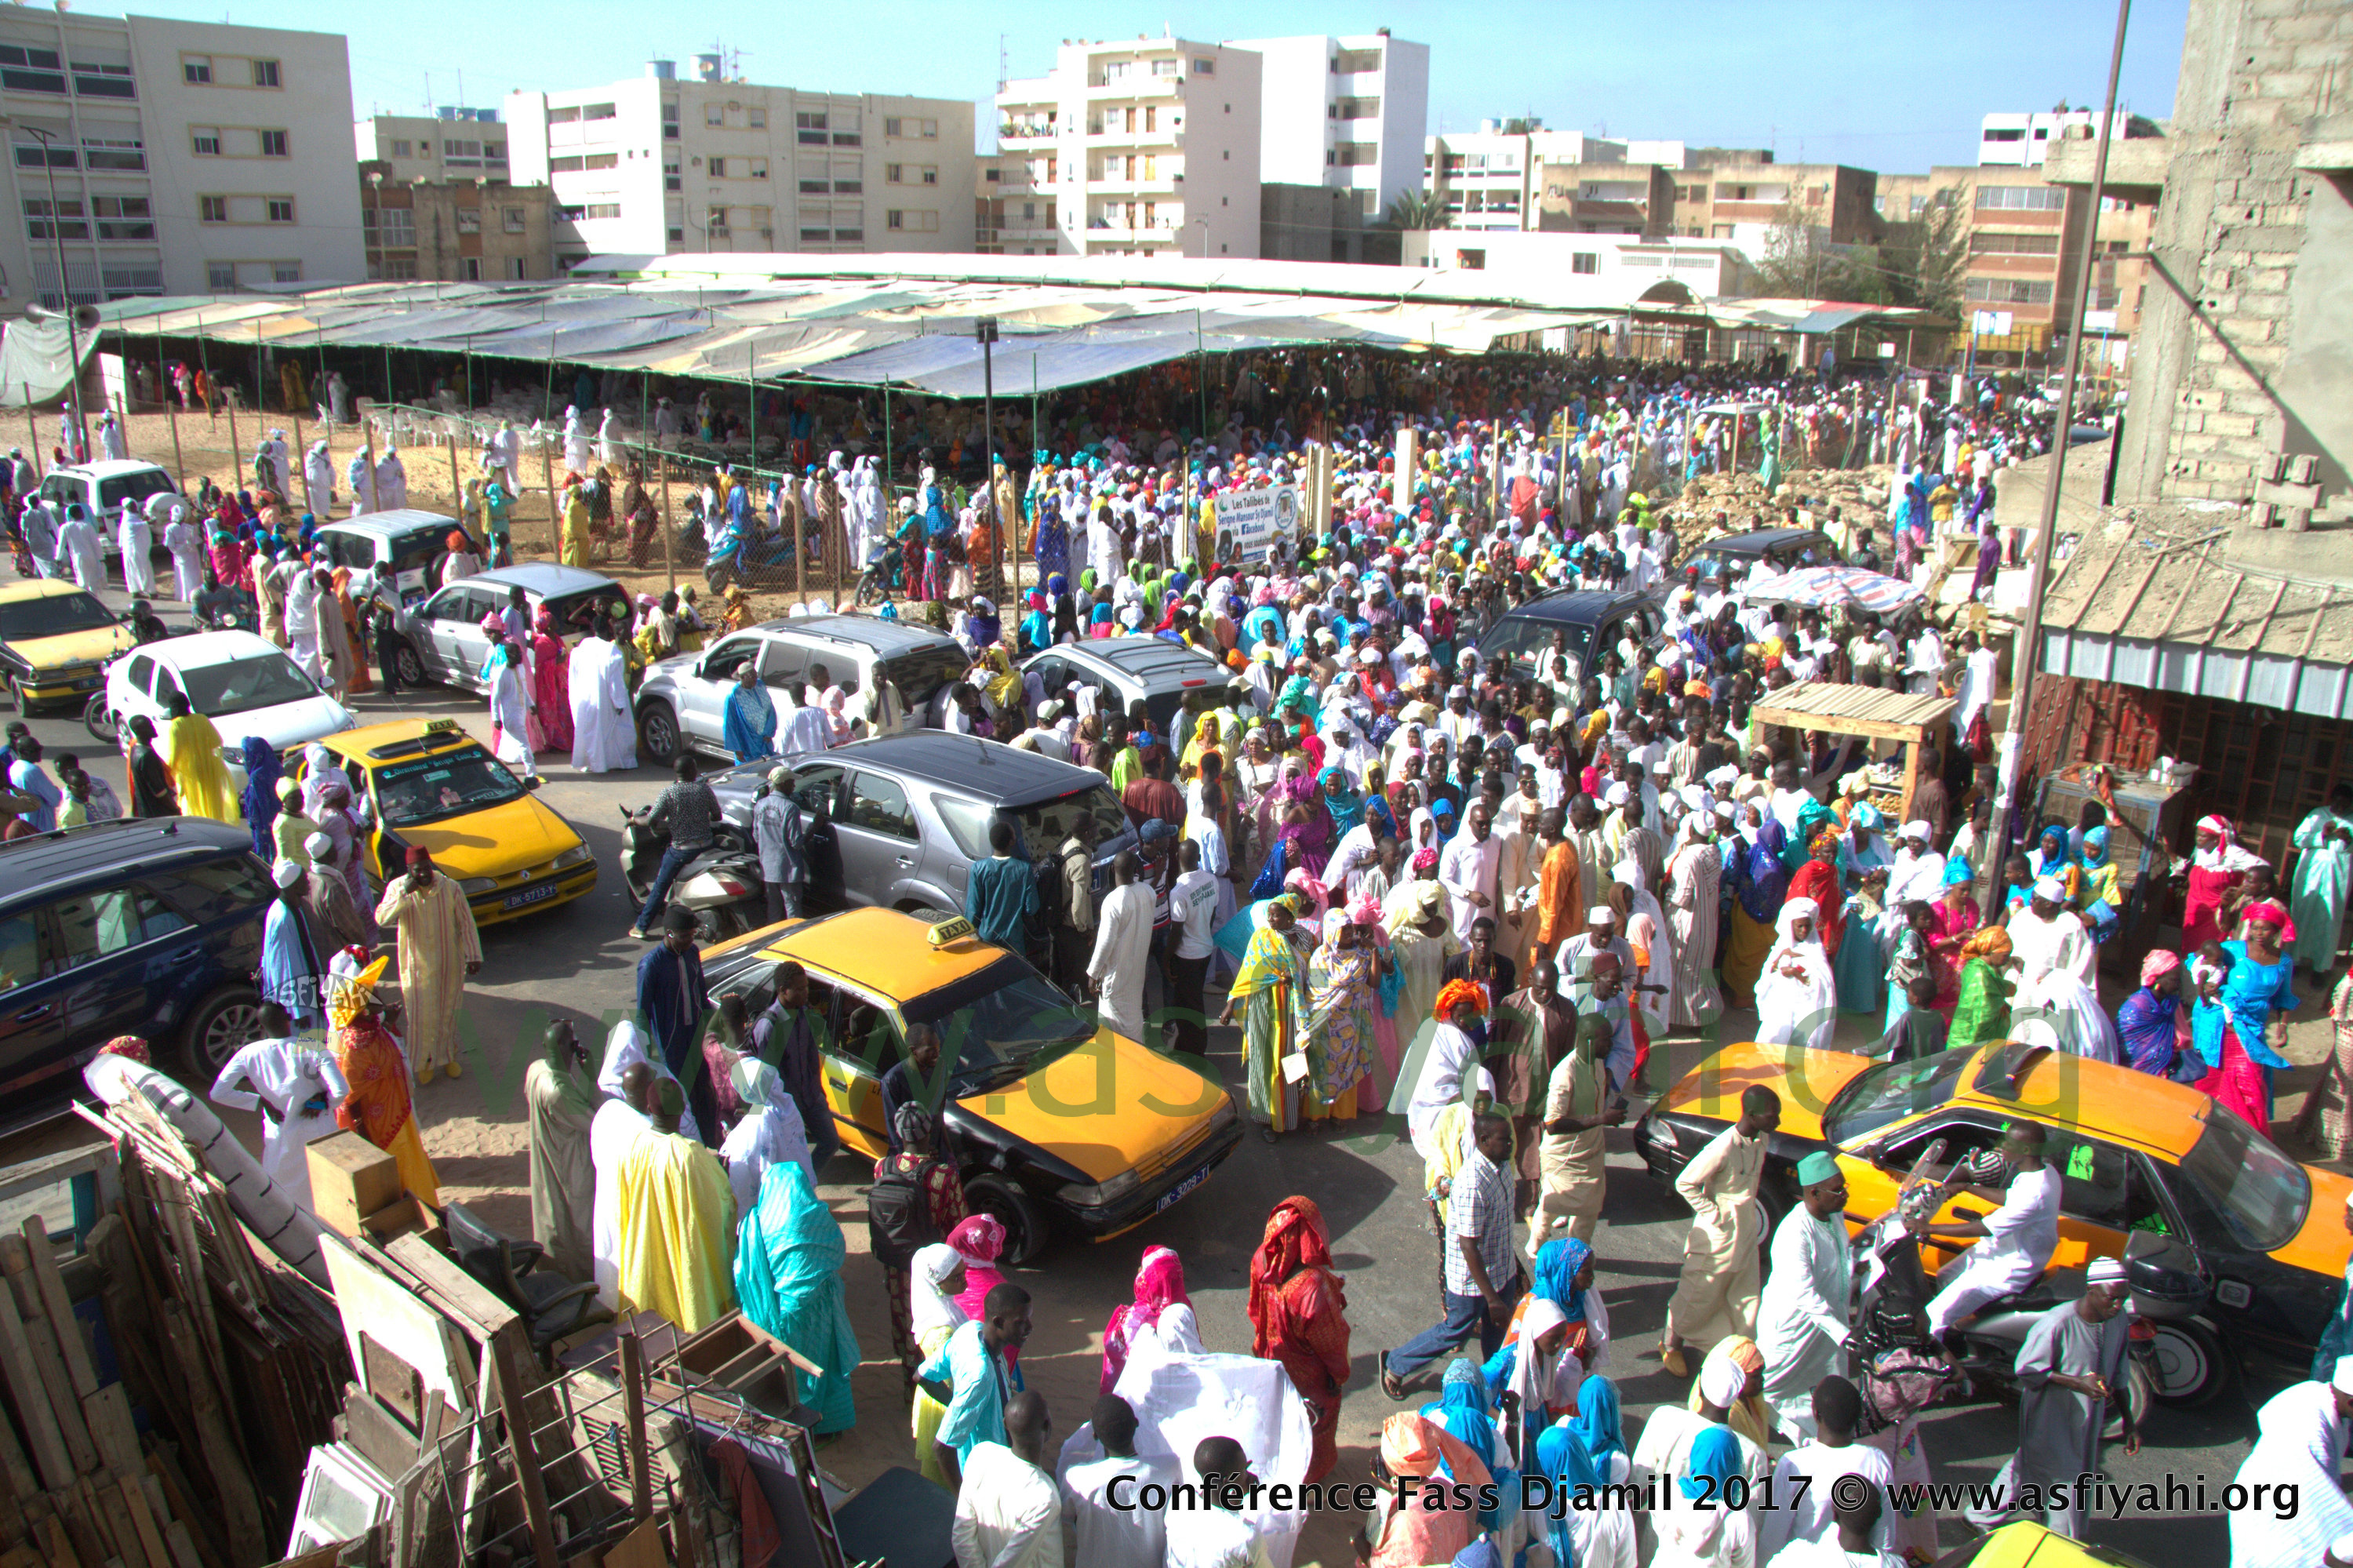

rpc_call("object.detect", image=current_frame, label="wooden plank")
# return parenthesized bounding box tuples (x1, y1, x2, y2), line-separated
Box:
(80, 1384, 143, 1480)
(13, 1304, 96, 1474)
(489, 1322, 562, 1568)
(383, 1234, 522, 1341)
(0, 1349, 40, 1502)
(28, 1512, 82, 1568)
(159, 1523, 202, 1568)
(158, 1305, 264, 1568)
(620, 1333, 652, 1524)
(116, 1478, 171, 1568)
(603, 1519, 667, 1568)
(19, 1220, 99, 1400)
(144, 1453, 226, 1568)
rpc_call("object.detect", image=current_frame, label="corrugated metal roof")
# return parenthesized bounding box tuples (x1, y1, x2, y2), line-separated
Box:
(2036, 514, 2353, 719)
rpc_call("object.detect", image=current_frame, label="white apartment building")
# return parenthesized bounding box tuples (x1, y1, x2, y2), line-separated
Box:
(1227, 32, 1427, 220)
(1404, 229, 1755, 303)
(0, 13, 362, 307)
(995, 38, 1261, 260)
(1978, 109, 2134, 166)
(506, 56, 973, 267)
(355, 107, 509, 184)
(1423, 123, 1682, 231)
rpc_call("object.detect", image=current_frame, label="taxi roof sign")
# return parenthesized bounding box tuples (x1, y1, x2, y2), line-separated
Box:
(926, 915, 976, 948)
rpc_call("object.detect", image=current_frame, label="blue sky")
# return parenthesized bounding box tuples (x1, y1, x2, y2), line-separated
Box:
(146, 0, 2187, 174)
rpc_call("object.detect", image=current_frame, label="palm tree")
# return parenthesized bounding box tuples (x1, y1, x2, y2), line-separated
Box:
(1381, 191, 1452, 231)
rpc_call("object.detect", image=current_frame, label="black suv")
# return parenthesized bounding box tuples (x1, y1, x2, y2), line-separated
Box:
(1475, 589, 1665, 687)
(1676, 528, 1843, 595)
(0, 819, 274, 1125)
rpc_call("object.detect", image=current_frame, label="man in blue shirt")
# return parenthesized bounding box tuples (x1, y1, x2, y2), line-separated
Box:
(917, 1281, 1031, 1490)
(962, 820, 1038, 951)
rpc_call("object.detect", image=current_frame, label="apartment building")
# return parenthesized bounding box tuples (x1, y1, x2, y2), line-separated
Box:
(1406, 229, 1754, 302)
(1674, 154, 1878, 253)
(355, 107, 509, 184)
(1875, 165, 2097, 362)
(1424, 122, 1693, 235)
(1977, 108, 2134, 167)
(358, 161, 553, 282)
(0, 13, 362, 307)
(1535, 162, 1675, 237)
(1227, 32, 1427, 221)
(506, 56, 973, 268)
(995, 38, 1261, 260)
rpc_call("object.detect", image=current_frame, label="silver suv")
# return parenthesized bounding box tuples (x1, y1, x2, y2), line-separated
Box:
(633, 613, 968, 766)
(391, 562, 629, 692)
(1020, 638, 1242, 751)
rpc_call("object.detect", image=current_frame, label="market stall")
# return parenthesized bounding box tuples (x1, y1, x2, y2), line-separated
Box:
(1750, 682, 1957, 825)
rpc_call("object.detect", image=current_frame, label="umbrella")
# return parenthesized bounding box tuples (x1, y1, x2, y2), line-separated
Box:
(1748, 564, 1923, 615)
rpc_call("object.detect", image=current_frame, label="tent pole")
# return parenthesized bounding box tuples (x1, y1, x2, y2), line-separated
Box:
(160, 340, 184, 489)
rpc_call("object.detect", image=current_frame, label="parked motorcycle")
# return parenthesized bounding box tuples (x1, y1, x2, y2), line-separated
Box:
(853, 538, 906, 606)
(616, 803, 766, 942)
(1846, 1138, 2192, 1432)
(703, 517, 796, 594)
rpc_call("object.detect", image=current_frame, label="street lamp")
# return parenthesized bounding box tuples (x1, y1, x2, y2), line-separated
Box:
(974, 315, 1001, 602)
(5, 118, 89, 460)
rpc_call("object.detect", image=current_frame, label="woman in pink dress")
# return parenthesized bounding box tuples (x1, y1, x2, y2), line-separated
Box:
(2190, 902, 2300, 1133)
(1098, 1246, 1190, 1392)
(529, 606, 573, 752)
(2183, 814, 2264, 949)
(1927, 860, 1981, 1014)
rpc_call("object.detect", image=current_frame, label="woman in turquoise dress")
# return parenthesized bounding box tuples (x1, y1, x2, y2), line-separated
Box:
(733, 1160, 861, 1434)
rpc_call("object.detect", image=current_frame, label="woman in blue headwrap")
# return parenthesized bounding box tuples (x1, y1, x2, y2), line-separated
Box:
(1320, 766, 1366, 837)
(2077, 825, 2122, 943)
(1569, 1375, 1627, 1483)
(239, 736, 282, 859)
(1430, 795, 1459, 846)
(1657, 1424, 1754, 1564)
(1418, 1358, 1507, 1530)
(1533, 1420, 1638, 1568)
(1031, 493, 1068, 584)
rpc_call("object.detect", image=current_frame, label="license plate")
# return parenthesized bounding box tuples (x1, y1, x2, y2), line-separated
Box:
(502, 882, 559, 911)
(1154, 1162, 1213, 1214)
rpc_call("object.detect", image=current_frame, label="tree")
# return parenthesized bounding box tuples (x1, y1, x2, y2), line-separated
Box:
(1380, 191, 1452, 231)
(1755, 198, 1844, 298)
(1873, 185, 1969, 318)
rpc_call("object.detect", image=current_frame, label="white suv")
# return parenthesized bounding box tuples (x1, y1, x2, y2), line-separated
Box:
(36, 460, 180, 555)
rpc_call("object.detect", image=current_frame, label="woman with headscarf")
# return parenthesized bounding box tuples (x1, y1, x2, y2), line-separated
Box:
(530, 607, 573, 752)
(1099, 1245, 1191, 1393)
(2192, 902, 2300, 1133)
(1303, 908, 1382, 1124)
(1755, 897, 1838, 1053)
(2028, 822, 2075, 886)
(1947, 926, 2017, 1052)
(1572, 1374, 1629, 1486)
(1419, 1358, 1502, 1504)
(1319, 764, 1367, 839)
(1664, 813, 1723, 1031)
(946, 1213, 1011, 1345)
(2184, 814, 2266, 948)
(1834, 864, 1890, 1016)
(907, 1242, 967, 1484)
(1653, 1424, 1757, 1568)
(2118, 949, 2190, 1079)
(326, 567, 368, 696)
(1272, 765, 1336, 880)
(1689, 1334, 1772, 1452)
(734, 1159, 860, 1435)
(238, 736, 282, 859)
(1719, 804, 1788, 1011)
(1928, 857, 1981, 1011)
(1533, 1420, 1638, 1568)
(1222, 897, 1309, 1137)
(1783, 824, 1846, 958)
(2076, 825, 2124, 944)
(1366, 1413, 1489, 1568)
(1249, 1195, 1350, 1482)
(327, 955, 439, 1207)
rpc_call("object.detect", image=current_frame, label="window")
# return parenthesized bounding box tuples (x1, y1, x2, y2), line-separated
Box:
(391, 138, 411, 157)
(0, 44, 65, 93)
(706, 103, 725, 127)
(749, 157, 768, 179)
(548, 106, 580, 123)
(885, 162, 901, 183)
(584, 152, 617, 170)
(1984, 127, 2025, 144)
(92, 195, 152, 240)
(199, 195, 228, 223)
(266, 198, 294, 224)
(1191, 56, 1215, 75)
(668, 226, 685, 242)
(548, 156, 584, 173)
(382, 256, 417, 280)
(800, 177, 827, 195)
(832, 130, 860, 147)
(800, 225, 830, 242)
(835, 176, 860, 194)
(1969, 231, 2062, 255)
(443, 138, 483, 159)
(1975, 184, 2066, 212)
(1104, 60, 1131, 82)
(181, 55, 212, 85)
(1151, 58, 1179, 78)
(584, 203, 620, 220)
(505, 256, 526, 281)
(191, 127, 220, 156)
(1457, 248, 1485, 270)
(260, 129, 288, 157)
(24, 198, 86, 240)
(40, 886, 188, 976)
(1337, 96, 1380, 120)
(460, 257, 481, 281)
(376, 208, 415, 246)
(1336, 142, 1377, 167)
(1572, 252, 1597, 275)
(665, 166, 682, 191)
(796, 111, 827, 144)
(583, 102, 616, 121)
(455, 207, 481, 234)
(885, 209, 938, 233)
(251, 59, 279, 87)
(1962, 277, 2055, 305)
(271, 261, 300, 283)
(1335, 47, 1382, 73)
(71, 61, 134, 99)
(834, 226, 862, 242)
(707, 205, 729, 232)
(206, 261, 235, 289)
(503, 205, 526, 232)
(846, 772, 918, 840)
(747, 106, 766, 128)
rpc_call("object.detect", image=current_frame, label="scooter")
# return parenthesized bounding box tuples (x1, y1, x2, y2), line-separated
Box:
(853, 538, 907, 606)
(616, 803, 766, 941)
(703, 517, 795, 594)
(1847, 1138, 2188, 1432)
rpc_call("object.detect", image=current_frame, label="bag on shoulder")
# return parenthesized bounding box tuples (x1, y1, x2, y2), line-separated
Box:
(866, 1156, 943, 1269)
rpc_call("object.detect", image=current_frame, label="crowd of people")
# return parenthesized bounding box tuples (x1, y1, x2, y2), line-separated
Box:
(16, 346, 2348, 1568)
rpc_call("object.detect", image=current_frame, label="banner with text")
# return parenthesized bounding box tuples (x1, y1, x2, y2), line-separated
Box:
(1213, 484, 1300, 566)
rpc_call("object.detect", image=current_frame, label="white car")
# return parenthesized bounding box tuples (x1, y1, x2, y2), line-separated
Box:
(97, 631, 356, 785)
(35, 460, 181, 557)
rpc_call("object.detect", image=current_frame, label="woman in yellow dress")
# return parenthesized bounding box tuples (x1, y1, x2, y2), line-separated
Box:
(158, 693, 236, 823)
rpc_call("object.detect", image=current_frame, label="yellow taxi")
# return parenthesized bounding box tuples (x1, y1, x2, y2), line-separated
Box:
(703, 908, 1240, 1263)
(298, 718, 597, 926)
(1633, 1038, 2353, 1406)
(0, 579, 137, 711)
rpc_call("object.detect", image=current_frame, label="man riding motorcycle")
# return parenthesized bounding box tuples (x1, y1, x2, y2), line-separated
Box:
(1904, 1119, 2064, 1361)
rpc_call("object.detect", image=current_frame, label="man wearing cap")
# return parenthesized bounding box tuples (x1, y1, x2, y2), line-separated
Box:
(751, 767, 808, 926)
(1911, 1120, 2063, 1349)
(1757, 1152, 1855, 1443)
(2001, 1258, 2137, 1537)
(260, 859, 328, 1028)
(1438, 799, 1504, 942)
(1087, 851, 1155, 1047)
(2008, 879, 2095, 1004)
(374, 847, 484, 1082)
(1016, 700, 1071, 762)
(302, 831, 371, 951)
(524, 1020, 598, 1280)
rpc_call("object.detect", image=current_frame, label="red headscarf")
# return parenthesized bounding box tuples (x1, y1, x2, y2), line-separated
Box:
(1248, 1195, 1332, 1356)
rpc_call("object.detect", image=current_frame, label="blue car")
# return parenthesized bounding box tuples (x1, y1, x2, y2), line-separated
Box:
(0, 818, 275, 1129)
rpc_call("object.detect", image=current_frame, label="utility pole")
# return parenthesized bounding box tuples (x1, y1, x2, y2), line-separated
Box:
(976, 317, 1000, 609)
(1982, 0, 2133, 922)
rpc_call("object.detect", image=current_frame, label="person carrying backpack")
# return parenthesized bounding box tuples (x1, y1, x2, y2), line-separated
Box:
(752, 766, 809, 924)
(869, 1103, 968, 1393)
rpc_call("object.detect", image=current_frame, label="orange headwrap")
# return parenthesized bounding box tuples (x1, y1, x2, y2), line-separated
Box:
(1379, 1413, 1492, 1486)
(1435, 979, 1488, 1020)
(1963, 926, 2013, 963)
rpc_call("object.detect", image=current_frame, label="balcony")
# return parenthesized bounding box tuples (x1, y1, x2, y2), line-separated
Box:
(997, 122, 1057, 142)
(1084, 75, 1181, 100)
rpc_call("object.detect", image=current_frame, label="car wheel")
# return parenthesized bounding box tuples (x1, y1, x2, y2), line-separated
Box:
(2146, 1319, 2235, 1407)
(82, 693, 115, 742)
(638, 700, 681, 766)
(182, 984, 263, 1075)
(393, 641, 427, 688)
(1, 675, 20, 712)
(965, 1174, 1049, 1267)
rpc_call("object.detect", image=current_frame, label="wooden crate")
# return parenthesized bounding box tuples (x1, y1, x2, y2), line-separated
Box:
(306, 1132, 400, 1239)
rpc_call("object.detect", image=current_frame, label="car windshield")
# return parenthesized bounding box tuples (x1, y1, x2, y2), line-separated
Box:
(376, 747, 525, 825)
(2175, 1104, 2309, 1252)
(1143, 681, 1239, 736)
(179, 651, 318, 715)
(1483, 613, 1591, 680)
(0, 591, 115, 640)
(95, 471, 176, 510)
(1009, 784, 1128, 862)
(901, 957, 1098, 1093)
(879, 642, 970, 709)
(1822, 1048, 1975, 1145)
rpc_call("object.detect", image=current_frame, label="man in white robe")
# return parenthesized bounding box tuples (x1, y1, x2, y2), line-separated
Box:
(116, 499, 156, 595)
(2227, 1360, 2353, 1567)
(1755, 1375, 1894, 1562)
(562, 406, 591, 475)
(20, 498, 58, 577)
(1086, 853, 1155, 1046)
(1661, 1085, 1778, 1376)
(952, 1391, 1061, 1568)
(720, 1056, 815, 1233)
(2009, 879, 2096, 1006)
(1437, 799, 1504, 941)
(1913, 1121, 2062, 1343)
(1757, 1151, 1854, 1443)
(158, 501, 202, 601)
(1060, 1395, 1176, 1568)
(284, 569, 324, 682)
(523, 1020, 598, 1280)
(207, 1003, 347, 1212)
(375, 445, 407, 510)
(57, 505, 104, 590)
(303, 438, 336, 516)
(590, 1058, 656, 1308)
(1991, 1259, 2136, 1539)
(346, 449, 376, 515)
(569, 617, 637, 773)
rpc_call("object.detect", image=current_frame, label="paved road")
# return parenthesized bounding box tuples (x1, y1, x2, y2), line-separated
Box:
(5, 586, 2260, 1564)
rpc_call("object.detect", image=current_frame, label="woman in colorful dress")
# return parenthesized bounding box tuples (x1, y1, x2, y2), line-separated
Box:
(1928, 858, 1982, 1013)
(1099, 1245, 1191, 1393)
(1248, 1195, 1350, 1483)
(2192, 901, 2300, 1133)
(2183, 814, 2265, 949)
(1302, 908, 1384, 1124)
(328, 955, 439, 1206)
(1220, 897, 1308, 1139)
(1947, 926, 2017, 1053)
